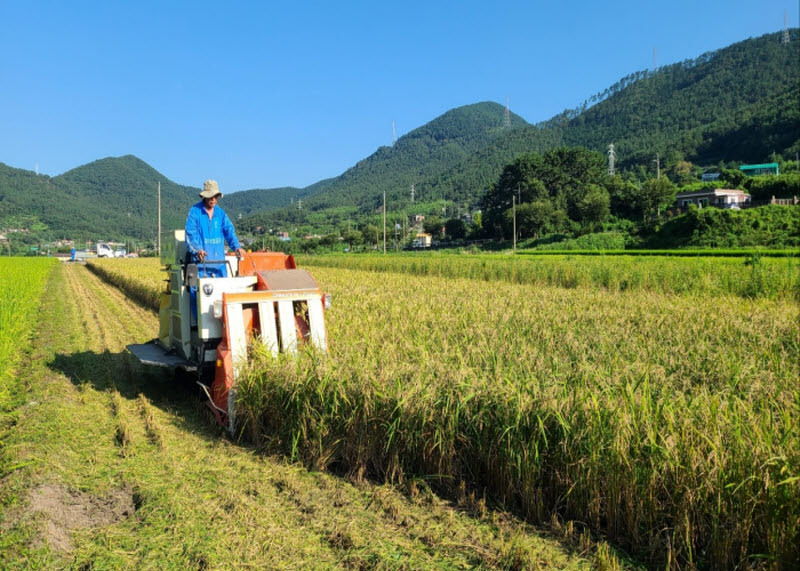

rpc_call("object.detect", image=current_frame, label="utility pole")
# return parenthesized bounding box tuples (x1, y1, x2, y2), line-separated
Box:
(653, 154, 661, 178)
(512, 195, 517, 251)
(157, 181, 161, 257)
(382, 191, 386, 254)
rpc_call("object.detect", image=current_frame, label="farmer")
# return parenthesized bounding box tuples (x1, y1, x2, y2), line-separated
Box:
(185, 179, 246, 278)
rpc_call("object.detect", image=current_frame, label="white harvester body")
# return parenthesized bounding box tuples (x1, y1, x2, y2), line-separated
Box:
(127, 230, 329, 434)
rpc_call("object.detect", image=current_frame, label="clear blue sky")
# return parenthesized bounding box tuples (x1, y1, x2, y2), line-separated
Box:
(1, 1, 796, 192)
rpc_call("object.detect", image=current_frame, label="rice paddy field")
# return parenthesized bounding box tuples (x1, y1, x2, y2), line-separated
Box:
(0, 258, 56, 404)
(86, 253, 800, 569)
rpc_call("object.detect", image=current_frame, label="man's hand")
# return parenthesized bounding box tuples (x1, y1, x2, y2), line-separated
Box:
(197, 249, 207, 262)
(235, 247, 246, 258)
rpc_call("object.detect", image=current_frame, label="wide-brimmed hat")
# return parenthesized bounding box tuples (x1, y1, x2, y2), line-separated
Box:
(199, 180, 223, 199)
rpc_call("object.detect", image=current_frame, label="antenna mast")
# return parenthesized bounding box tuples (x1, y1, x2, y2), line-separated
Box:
(392, 120, 397, 145)
(653, 46, 658, 71)
(504, 95, 511, 128)
(607, 144, 616, 176)
(783, 11, 790, 44)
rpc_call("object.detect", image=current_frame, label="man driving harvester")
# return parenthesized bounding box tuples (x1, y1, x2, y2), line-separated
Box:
(185, 179, 246, 278)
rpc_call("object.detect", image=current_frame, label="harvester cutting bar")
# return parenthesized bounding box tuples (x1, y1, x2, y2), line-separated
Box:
(210, 271, 328, 433)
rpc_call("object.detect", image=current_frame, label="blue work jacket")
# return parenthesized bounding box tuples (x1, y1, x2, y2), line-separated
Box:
(184, 201, 241, 276)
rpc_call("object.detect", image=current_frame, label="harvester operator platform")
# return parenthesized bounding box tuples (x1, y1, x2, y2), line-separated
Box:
(185, 179, 246, 278)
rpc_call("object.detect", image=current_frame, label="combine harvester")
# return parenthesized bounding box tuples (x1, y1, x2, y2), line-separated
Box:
(127, 231, 330, 434)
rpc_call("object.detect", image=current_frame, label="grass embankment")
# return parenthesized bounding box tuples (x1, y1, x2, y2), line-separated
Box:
(88, 257, 800, 568)
(300, 252, 800, 299)
(1, 262, 601, 568)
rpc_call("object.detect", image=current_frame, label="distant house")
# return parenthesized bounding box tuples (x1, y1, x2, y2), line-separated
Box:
(412, 214, 425, 224)
(676, 188, 751, 209)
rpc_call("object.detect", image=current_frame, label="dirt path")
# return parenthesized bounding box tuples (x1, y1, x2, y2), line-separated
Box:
(1, 263, 597, 569)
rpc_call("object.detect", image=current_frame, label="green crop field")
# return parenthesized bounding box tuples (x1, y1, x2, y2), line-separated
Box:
(86, 254, 800, 569)
(0, 258, 56, 407)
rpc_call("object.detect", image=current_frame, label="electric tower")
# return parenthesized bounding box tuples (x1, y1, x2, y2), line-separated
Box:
(607, 144, 616, 176)
(783, 11, 790, 44)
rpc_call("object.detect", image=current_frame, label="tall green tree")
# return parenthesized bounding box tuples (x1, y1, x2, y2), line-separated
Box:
(577, 185, 611, 230)
(637, 177, 677, 228)
(482, 147, 608, 238)
(444, 218, 467, 240)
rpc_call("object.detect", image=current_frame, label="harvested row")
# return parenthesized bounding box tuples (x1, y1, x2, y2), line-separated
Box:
(85, 258, 163, 311)
(88, 257, 800, 568)
(301, 252, 800, 300)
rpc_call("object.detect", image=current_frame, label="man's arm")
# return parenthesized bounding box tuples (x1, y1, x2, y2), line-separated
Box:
(221, 211, 243, 254)
(184, 207, 206, 260)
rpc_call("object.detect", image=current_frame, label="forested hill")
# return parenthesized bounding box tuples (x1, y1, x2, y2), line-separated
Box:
(557, 30, 800, 169)
(0, 156, 197, 241)
(241, 29, 799, 231)
(305, 102, 529, 211)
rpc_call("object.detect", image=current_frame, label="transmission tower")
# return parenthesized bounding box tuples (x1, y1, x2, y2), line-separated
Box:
(504, 95, 511, 128)
(607, 143, 616, 176)
(297, 199, 302, 210)
(410, 184, 415, 203)
(783, 11, 790, 44)
(653, 46, 658, 71)
(392, 120, 397, 145)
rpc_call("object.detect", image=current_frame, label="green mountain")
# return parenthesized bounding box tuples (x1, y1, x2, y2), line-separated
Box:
(239, 30, 798, 232)
(0, 30, 797, 245)
(0, 155, 198, 243)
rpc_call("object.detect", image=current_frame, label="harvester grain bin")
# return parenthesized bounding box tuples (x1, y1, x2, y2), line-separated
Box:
(127, 230, 330, 434)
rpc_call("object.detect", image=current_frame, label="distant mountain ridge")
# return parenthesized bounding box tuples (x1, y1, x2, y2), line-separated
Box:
(0, 29, 797, 242)
(241, 29, 798, 231)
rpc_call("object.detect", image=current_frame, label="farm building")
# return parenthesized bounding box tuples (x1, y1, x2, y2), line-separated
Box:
(413, 233, 432, 248)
